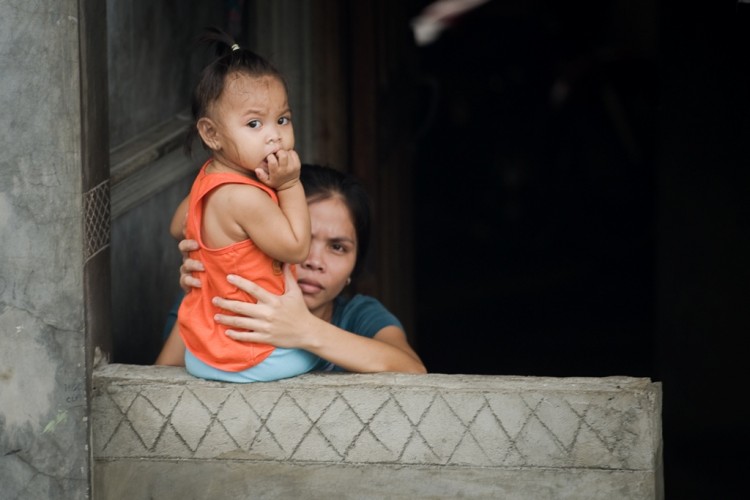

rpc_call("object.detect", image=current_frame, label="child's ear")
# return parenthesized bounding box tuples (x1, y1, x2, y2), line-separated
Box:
(197, 117, 221, 150)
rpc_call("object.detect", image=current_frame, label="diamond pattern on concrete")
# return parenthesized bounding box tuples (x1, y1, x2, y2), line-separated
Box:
(92, 377, 655, 469)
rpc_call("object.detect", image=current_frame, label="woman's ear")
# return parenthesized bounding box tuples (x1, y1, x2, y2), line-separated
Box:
(197, 117, 221, 151)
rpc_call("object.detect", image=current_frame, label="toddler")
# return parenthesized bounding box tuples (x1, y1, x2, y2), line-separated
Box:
(171, 28, 318, 382)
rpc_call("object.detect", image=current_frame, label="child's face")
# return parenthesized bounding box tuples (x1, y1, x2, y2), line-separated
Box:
(208, 74, 294, 175)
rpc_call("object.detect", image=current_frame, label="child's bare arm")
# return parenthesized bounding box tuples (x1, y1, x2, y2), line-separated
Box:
(215, 184, 309, 263)
(272, 178, 311, 262)
(170, 196, 190, 240)
(266, 149, 311, 261)
(208, 150, 309, 262)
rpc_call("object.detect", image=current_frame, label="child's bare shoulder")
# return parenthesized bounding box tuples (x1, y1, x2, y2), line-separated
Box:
(210, 182, 277, 212)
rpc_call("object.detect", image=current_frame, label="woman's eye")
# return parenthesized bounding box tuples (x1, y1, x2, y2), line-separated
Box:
(331, 243, 348, 253)
(278, 116, 291, 125)
(247, 120, 261, 129)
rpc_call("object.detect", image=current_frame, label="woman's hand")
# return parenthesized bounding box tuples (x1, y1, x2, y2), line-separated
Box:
(215, 264, 315, 349)
(216, 265, 426, 374)
(178, 239, 204, 293)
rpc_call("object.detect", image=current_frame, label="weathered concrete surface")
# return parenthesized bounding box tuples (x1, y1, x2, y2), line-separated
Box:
(0, 1, 92, 499)
(92, 365, 662, 499)
(96, 460, 658, 500)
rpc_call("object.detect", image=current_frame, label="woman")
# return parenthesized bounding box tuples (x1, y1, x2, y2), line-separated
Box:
(156, 164, 426, 375)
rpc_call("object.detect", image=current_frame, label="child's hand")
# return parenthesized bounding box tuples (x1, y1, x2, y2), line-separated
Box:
(255, 149, 301, 191)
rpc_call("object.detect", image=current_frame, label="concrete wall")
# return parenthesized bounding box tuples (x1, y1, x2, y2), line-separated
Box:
(92, 365, 662, 499)
(0, 1, 96, 498)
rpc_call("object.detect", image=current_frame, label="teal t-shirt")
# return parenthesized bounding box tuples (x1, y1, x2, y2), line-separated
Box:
(325, 294, 404, 372)
(162, 292, 403, 372)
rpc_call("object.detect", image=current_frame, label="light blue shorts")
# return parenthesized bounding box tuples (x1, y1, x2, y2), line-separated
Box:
(185, 347, 325, 383)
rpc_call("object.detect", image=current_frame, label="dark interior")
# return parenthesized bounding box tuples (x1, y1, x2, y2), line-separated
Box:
(408, 1, 748, 497)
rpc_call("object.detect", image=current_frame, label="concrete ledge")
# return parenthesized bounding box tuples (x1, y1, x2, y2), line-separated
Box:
(92, 364, 663, 499)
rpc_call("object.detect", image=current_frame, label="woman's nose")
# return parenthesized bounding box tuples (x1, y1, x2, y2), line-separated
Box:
(302, 257, 323, 271)
(302, 247, 324, 271)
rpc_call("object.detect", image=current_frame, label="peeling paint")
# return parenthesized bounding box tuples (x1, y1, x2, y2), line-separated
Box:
(0, 307, 57, 429)
(43, 410, 68, 434)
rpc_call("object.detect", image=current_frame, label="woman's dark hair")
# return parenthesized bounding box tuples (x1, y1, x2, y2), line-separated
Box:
(186, 27, 287, 153)
(300, 164, 371, 280)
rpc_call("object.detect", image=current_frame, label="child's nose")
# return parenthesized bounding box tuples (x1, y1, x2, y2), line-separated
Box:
(266, 124, 282, 144)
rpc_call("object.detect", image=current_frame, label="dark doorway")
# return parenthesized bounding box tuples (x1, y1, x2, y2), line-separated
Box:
(410, 0, 658, 378)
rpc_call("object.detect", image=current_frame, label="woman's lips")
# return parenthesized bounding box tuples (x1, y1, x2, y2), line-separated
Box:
(297, 278, 323, 294)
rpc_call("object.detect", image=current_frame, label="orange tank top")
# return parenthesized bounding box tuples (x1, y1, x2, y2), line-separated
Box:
(177, 160, 287, 371)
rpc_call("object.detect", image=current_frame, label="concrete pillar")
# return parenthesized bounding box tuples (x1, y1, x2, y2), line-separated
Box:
(0, 1, 109, 498)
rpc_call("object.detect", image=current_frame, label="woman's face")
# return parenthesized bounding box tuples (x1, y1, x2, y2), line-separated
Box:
(297, 196, 357, 320)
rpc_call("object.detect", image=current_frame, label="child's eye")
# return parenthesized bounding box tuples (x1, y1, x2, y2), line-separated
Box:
(247, 120, 261, 129)
(278, 116, 291, 126)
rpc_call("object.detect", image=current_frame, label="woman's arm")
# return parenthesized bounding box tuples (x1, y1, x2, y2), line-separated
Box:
(298, 322, 426, 374)
(154, 322, 186, 366)
(154, 239, 199, 365)
(215, 268, 427, 374)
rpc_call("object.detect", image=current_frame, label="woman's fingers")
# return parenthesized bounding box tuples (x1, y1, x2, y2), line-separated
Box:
(178, 238, 199, 256)
(183, 258, 204, 273)
(215, 309, 269, 343)
(226, 274, 274, 303)
(212, 296, 259, 317)
(283, 263, 301, 293)
(224, 328, 266, 342)
(214, 310, 264, 329)
(178, 240, 202, 292)
(180, 274, 202, 291)
(213, 268, 312, 350)
(179, 257, 204, 292)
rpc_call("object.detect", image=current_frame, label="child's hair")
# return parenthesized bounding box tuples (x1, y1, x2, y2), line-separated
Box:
(300, 164, 372, 281)
(186, 26, 287, 153)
